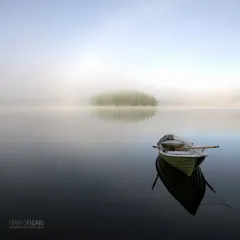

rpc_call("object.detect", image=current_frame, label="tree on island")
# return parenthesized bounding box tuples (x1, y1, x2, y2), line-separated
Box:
(90, 90, 159, 106)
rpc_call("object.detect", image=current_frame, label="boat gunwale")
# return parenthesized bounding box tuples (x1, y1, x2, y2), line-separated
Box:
(158, 150, 208, 158)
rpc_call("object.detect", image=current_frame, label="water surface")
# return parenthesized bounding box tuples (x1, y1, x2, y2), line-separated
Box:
(0, 107, 239, 239)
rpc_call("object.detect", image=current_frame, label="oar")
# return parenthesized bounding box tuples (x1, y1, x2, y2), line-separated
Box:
(152, 145, 219, 149)
(151, 174, 159, 190)
(187, 146, 219, 150)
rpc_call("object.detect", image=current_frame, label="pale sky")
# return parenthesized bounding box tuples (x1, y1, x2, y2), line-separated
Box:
(1, 0, 240, 100)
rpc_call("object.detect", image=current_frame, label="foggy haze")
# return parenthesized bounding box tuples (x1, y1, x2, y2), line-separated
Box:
(1, 0, 240, 106)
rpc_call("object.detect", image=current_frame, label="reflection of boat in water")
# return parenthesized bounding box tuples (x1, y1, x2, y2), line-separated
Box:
(155, 156, 206, 215)
(152, 156, 231, 216)
(91, 107, 156, 122)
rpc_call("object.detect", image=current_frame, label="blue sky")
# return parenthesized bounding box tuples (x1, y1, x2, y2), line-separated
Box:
(1, 0, 240, 99)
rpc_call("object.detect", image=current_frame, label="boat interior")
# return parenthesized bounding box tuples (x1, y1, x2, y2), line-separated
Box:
(161, 140, 186, 151)
(157, 134, 207, 156)
(159, 135, 195, 155)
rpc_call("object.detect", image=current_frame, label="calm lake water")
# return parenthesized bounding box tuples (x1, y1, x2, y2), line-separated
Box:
(0, 107, 240, 239)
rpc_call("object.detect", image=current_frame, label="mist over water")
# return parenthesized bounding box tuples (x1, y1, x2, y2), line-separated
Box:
(0, 107, 239, 238)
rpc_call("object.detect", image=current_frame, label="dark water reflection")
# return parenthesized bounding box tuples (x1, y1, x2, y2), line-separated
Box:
(91, 106, 157, 121)
(153, 156, 231, 217)
(0, 107, 239, 239)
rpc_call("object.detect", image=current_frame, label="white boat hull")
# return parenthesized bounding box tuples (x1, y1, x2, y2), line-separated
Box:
(158, 151, 206, 176)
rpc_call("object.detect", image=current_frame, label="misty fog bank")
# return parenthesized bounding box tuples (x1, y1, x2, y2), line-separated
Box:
(0, 89, 239, 107)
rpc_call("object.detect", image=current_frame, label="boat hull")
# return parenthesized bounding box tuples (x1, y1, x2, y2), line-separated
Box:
(158, 151, 206, 176)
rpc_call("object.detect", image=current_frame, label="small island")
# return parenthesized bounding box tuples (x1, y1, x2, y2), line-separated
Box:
(90, 90, 159, 106)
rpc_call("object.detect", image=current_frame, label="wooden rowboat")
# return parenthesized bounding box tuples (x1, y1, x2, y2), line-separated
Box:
(153, 134, 219, 176)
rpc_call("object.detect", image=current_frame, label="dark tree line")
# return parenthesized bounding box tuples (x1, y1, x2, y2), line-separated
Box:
(90, 90, 159, 106)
